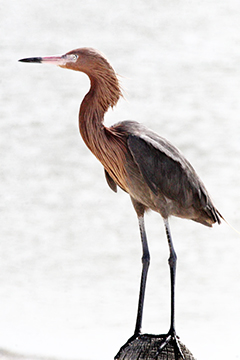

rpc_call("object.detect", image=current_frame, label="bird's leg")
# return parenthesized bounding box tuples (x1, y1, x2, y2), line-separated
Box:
(164, 218, 177, 336)
(134, 214, 150, 337)
(157, 218, 184, 359)
(117, 201, 150, 352)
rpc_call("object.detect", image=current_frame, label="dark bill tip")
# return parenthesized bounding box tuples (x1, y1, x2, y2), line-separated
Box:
(18, 57, 42, 63)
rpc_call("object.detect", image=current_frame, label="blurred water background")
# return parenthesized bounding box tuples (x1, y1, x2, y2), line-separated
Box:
(1, 0, 240, 359)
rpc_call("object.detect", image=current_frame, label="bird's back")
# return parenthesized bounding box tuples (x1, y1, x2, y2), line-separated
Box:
(109, 120, 221, 227)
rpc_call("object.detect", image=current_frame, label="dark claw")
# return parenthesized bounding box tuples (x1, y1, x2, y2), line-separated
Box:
(115, 333, 185, 360)
(155, 332, 185, 359)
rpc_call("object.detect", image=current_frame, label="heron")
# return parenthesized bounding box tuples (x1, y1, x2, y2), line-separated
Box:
(19, 48, 222, 358)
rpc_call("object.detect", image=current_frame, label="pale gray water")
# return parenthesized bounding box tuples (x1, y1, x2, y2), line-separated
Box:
(1, 0, 240, 359)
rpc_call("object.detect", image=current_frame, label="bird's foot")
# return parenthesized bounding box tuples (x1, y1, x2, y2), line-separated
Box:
(114, 331, 185, 360)
(155, 330, 185, 359)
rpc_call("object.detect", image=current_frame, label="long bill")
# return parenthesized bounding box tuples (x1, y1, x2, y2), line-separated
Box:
(18, 54, 77, 66)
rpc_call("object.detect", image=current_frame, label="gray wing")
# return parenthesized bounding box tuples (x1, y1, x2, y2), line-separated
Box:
(127, 132, 209, 210)
(110, 120, 221, 224)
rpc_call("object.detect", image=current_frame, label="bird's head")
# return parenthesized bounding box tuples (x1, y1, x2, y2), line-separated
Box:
(19, 47, 122, 110)
(19, 47, 115, 78)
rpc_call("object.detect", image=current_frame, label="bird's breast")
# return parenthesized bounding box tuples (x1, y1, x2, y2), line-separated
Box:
(94, 133, 130, 193)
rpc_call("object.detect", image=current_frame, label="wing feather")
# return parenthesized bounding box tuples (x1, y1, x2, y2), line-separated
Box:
(110, 120, 221, 224)
(127, 133, 207, 209)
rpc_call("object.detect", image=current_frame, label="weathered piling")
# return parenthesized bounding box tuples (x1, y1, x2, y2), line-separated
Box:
(115, 334, 196, 360)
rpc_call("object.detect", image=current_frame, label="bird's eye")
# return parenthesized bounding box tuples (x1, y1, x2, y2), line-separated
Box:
(70, 54, 78, 62)
(65, 54, 78, 62)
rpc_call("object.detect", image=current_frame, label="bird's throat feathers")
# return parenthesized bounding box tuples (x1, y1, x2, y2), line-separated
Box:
(79, 94, 128, 192)
(77, 51, 127, 191)
(89, 70, 122, 113)
(78, 66, 123, 154)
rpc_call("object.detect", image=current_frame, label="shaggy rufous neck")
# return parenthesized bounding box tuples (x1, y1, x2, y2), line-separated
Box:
(78, 59, 128, 191)
(79, 67, 122, 149)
